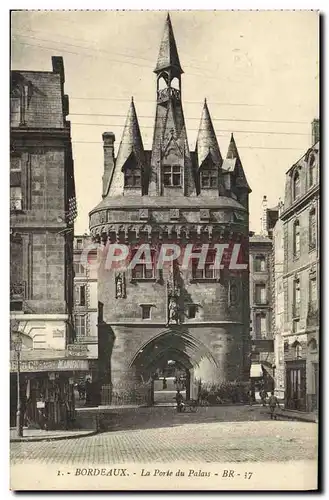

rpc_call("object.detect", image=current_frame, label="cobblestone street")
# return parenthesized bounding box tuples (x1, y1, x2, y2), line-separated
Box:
(10, 406, 317, 465)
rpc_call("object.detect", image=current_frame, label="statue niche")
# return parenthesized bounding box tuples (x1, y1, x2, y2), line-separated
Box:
(115, 272, 126, 299)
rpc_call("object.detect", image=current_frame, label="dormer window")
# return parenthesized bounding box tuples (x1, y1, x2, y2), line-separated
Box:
(163, 165, 181, 187)
(200, 166, 218, 189)
(293, 171, 300, 200)
(124, 168, 141, 188)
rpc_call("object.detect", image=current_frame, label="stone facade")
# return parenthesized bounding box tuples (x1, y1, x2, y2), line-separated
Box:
(73, 235, 99, 366)
(279, 126, 319, 412)
(249, 232, 275, 390)
(89, 14, 252, 403)
(10, 57, 89, 429)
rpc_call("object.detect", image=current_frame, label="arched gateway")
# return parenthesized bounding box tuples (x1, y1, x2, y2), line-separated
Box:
(129, 329, 220, 401)
(89, 14, 251, 406)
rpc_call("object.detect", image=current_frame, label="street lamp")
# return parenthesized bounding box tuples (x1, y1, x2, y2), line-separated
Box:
(12, 332, 23, 438)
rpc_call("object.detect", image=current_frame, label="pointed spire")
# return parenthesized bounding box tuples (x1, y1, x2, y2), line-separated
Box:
(226, 133, 240, 160)
(196, 99, 222, 168)
(115, 98, 145, 172)
(154, 13, 183, 76)
(224, 133, 251, 191)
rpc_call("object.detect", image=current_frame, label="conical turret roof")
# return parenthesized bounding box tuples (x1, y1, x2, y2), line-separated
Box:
(224, 133, 251, 191)
(154, 13, 183, 76)
(116, 98, 145, 171)
(196, 99, 222, 169)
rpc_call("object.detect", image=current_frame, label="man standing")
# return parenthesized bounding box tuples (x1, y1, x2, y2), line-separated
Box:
(268, 391, 280, 420)
(175, 390, 184, 413)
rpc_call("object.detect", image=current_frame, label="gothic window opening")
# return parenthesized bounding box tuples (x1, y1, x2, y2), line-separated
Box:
(293, 341, 302, 360)
(163, 165, 182, 187)
(309, 209, 316, 250)
(293, 171, 300, 200)
(293, 220, 300, 257)
(192, 250, 216, 280)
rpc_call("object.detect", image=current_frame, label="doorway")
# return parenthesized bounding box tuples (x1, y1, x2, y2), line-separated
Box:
(285, 361, 306, 411)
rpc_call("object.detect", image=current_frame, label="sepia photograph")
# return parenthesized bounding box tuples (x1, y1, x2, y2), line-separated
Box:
(9, 9, 319, 491)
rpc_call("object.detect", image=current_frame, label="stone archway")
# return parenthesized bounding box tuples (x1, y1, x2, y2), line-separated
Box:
(129, 328, 220, 402)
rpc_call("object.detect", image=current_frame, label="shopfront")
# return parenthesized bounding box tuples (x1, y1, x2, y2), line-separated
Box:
(10, 357, 91, 429)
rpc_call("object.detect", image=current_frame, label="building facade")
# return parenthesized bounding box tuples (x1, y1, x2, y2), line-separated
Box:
(10, 57, 90, 429)
(73, 235, 99, 378)
(249, 232, 275, 391)
(279, 122, 319, 412)
(89, 14, 252, 404)
(272, 208, 285, 400)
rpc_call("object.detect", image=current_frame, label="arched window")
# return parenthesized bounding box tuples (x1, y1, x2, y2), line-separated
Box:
(293, 220, 300, 257)
(293, 171, 300, 200)
(309, 208, 316, 250)
(309, 154, 316, 187)
(293, 341, 302, 360)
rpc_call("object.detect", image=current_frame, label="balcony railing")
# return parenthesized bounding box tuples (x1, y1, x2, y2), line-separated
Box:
(157, 87, 181, 103)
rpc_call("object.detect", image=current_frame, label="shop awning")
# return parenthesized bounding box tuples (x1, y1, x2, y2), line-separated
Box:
(250, 363, 263, 378)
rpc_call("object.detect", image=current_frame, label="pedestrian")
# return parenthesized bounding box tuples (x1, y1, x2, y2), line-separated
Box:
(260, 388, 267, 407)
(268, 391, 280, 420)
(162, 377, 167, 390)
(175, 390, 184, 413)
(249, 388, 254, 406)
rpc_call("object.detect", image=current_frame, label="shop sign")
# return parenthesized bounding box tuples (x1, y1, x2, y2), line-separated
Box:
(49, 372, 56, 380)
(10, 358, 90, 373)
(67, 344, 89, 357)
(37, 401, 45, 409)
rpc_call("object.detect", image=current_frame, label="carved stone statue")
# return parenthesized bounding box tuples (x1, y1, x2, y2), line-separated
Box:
(115, 272, 126, 299)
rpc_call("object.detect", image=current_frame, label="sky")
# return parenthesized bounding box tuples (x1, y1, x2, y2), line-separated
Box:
(11, 10, 319, 234)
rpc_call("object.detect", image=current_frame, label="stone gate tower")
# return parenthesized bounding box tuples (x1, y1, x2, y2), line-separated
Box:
(89, 14, 252, 403)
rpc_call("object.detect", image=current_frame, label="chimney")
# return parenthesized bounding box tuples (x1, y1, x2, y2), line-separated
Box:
(261, 195, 268, 235)
(52, 56, 65, 84)
(312, 118, 319, 144)
(102, 132, 115, 198)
